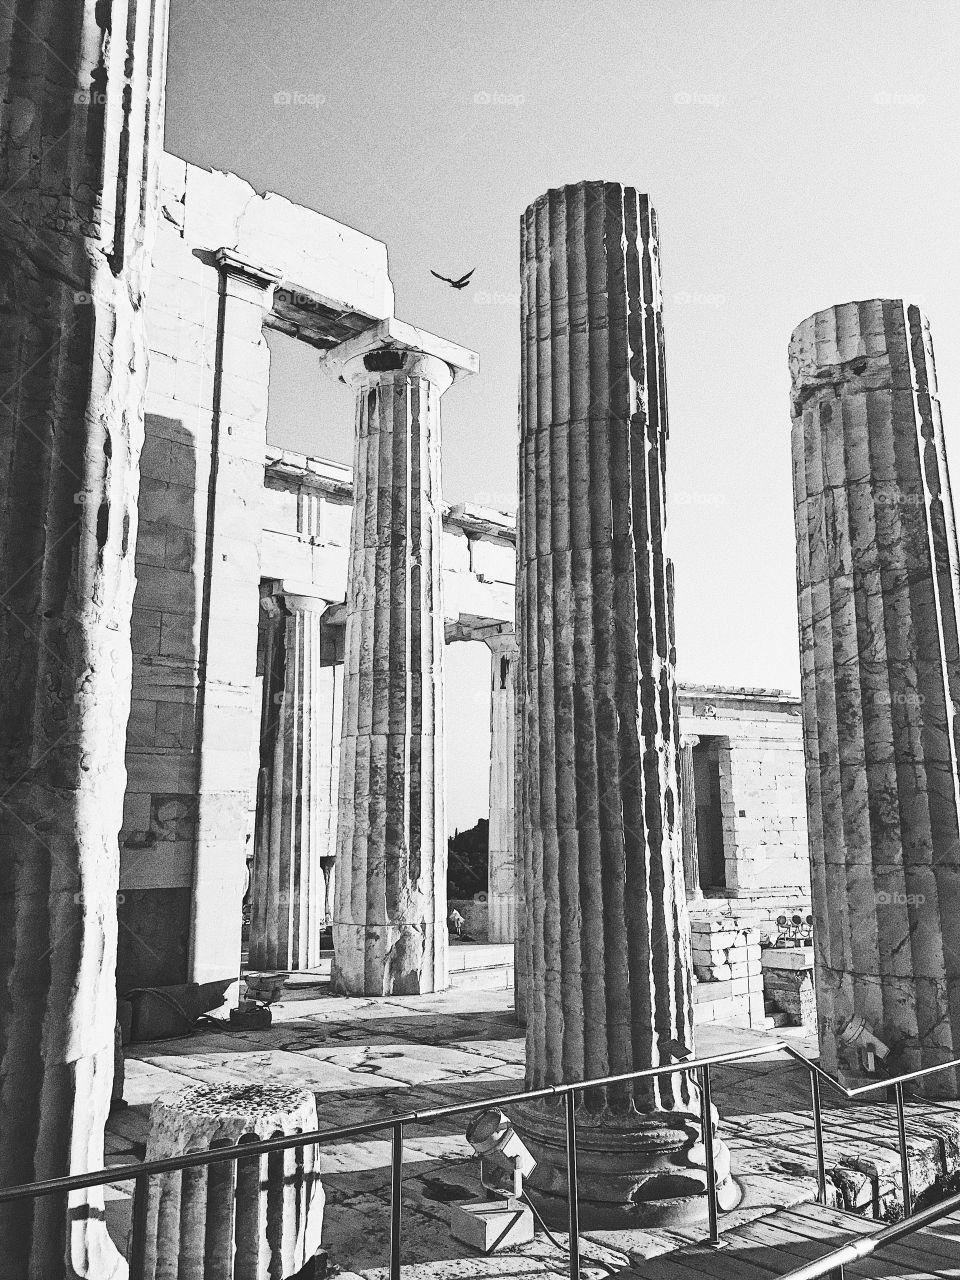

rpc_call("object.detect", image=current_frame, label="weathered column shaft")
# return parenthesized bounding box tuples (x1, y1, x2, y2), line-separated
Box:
(790, 299, 960, 1094)
(680, 736, 702, 901)
(325, 322, 475, 996)
(0, 2, 169, 1274)
(515, 182, 727, 1222)
(486, 632, 518, 943)
(250, 591, 342, 971)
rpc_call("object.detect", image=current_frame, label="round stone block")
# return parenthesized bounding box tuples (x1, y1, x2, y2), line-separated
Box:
(142, 1082, 324, 1279)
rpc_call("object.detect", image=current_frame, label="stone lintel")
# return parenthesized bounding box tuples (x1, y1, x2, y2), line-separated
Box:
(264, 448, 515, 540)
(446, 618, 515, 645)
(318, 315, 479, 383)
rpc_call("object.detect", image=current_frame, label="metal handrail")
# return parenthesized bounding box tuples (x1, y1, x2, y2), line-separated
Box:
(0, 1041, 781, 1203)
(777, 1186, 960, 1280)
(1, 1037, 959, 1279)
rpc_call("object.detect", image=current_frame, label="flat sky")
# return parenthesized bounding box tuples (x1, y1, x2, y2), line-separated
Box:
(165, 0, 960, 831)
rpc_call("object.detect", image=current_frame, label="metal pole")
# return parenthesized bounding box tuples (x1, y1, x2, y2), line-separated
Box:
(128, 1174, 149, 1280)
(809, 1069, 827, 1204)
(564, 1089, 580, 1280)
(698, 1064, 719, 1245)
(894, 1081, 912, 1218)
(390, 1121, 404, 1279)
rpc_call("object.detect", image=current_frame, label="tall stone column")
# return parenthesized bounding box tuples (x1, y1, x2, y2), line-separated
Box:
(250, 588, 343, 971)
(321, 319, 477, 996)
(486, 632, 518, 943)
(790, 299, 960, 1095)
(0, 2, 170, 1274)
(680, 735, 703, 901)
(515, 182, 736, 1224)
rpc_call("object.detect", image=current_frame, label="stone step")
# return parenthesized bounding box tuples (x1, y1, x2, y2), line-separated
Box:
(450, 963, 513, 991)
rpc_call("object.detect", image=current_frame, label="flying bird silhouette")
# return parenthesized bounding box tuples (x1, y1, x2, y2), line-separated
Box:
(430, 267, 475, 290)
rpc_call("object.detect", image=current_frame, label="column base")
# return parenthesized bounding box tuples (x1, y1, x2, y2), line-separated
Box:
(508, 1099, 741, 1228)
(331, 921, 448, 996)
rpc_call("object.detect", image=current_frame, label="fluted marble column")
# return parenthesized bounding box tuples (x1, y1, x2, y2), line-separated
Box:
(321, 319, 477, 996)
(790, 299, 960, 1095)
(0, 2, 169, 1274)
(515, 182, 736, 1223)
(680, 736, 703, 901)
(486, 632, 518, 943)
(250, 588, 343, 971)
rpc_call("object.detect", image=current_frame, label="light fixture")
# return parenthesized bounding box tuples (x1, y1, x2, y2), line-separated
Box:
(449, 1109, 536, 1252)
(838, 1012, 890, 1075)
(465, 1108, 537, 1199)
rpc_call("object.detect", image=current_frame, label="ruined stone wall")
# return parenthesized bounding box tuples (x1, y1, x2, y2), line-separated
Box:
(118, 155, 394, 993)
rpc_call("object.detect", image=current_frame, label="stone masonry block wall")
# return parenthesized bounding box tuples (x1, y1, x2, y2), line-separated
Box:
(690, 916, 765, 1028)
(720, 736, 809, 893)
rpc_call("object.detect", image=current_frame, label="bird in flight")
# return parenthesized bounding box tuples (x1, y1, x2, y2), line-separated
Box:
(430, 267, 475, 290)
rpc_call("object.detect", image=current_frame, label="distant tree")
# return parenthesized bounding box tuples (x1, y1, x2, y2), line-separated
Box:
(447, 818, 489, 899)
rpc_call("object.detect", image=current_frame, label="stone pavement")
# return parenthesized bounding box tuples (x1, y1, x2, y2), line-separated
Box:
(105, 979, 960, 1278)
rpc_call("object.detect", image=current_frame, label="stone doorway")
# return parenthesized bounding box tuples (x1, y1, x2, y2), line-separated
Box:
(694, 737, 727, 890)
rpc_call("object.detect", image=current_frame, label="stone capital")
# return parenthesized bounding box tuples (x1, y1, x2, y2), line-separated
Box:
(484, 628, 518, 660)
(318, 316, 478, 393)
(260, 580, 339, 617)
(215, 248, 283, 304)
(681, 733, 700, 750)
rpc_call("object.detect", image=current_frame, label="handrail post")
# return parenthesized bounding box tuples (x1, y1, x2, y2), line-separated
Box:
(390, 1120, 404, 1279)
(564, 1088, 580, 1280)
(809, 1068, 827, 1204)
(698, 1063, 719, 1245)
(894, 1081, 912, 1218)
(129, 1173, 149, 1280)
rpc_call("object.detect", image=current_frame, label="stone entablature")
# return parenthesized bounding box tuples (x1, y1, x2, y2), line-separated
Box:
(261, 446, 515, 631)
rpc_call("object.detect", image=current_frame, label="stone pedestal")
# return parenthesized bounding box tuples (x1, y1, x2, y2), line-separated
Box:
(0, 3, 170, 1274)
(515, 182, 736, 1223)
(680, 736, 703, 901)
(321, 319, 477, 996)
(762, 947, 817, 1029)
(486, 632, 518, 943)
(143, 1083, 324, 1278)
(250, 587, 343, 971)
(790, 299, 960, 1095)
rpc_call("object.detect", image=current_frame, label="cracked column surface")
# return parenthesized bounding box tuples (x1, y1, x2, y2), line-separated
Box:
(514, 182, 737, 1225)
(250, 588, 343, 971)
(486, 631, 518, 943)
(0, 1, 170, 1274)
(321, 319, 477, 996)
(790, 299, 960, 1096)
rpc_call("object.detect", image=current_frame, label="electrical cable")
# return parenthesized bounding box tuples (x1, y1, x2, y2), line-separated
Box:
(519, 1190, 619, 1276)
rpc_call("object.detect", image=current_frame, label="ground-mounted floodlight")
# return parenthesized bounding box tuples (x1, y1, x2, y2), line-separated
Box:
(838, 1012, 890, 1075)
(448, 1109, 536, 1252)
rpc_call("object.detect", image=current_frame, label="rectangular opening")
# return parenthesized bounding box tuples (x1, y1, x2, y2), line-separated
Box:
(693, 737, 726, 890)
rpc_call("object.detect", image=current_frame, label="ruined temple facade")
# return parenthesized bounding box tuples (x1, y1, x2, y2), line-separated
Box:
(116, 153, 811, 1005)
